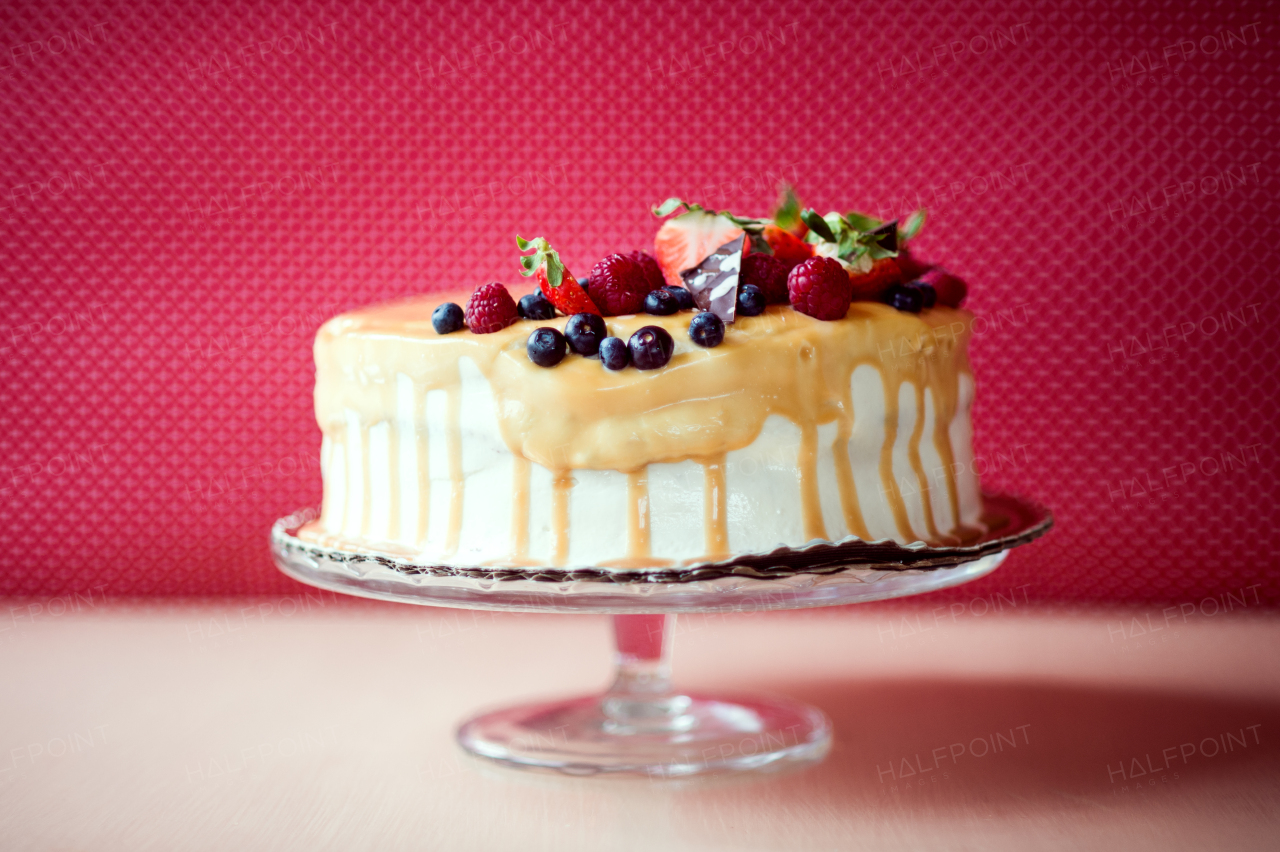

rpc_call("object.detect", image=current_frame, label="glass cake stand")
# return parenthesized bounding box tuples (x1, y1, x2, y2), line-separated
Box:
(271, 493, 1051, 778)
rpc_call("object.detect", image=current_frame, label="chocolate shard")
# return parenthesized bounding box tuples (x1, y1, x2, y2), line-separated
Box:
(680, 234, 745, 323)
(869, 219, 898, 254)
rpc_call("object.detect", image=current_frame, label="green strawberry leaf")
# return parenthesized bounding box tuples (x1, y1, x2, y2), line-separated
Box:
(843, 211, 881, 232)
(900, 208, 926, 241)
(772, 184, 802, 232)
(800, 208, 836, 242)
(652, 197, 699, 217)
(515, 234, 567, 288)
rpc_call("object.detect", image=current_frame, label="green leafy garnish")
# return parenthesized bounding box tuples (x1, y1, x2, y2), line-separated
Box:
(515, 235, 566, 289)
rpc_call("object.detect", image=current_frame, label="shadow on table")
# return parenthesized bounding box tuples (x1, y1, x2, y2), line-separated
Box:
(704, 676, 1280, 811)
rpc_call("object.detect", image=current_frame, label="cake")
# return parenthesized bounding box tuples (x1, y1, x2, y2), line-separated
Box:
(298, 196, 984, 569)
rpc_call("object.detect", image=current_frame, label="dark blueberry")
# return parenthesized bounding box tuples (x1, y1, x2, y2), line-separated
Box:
(884, 284, 924, 313)
(526, 327, 567, 367)
(432, 302, 465, 334)
(736, 284, 766, 317)
(599, 336, 630, 370)
(517, 291, 556, 321)
(576, 276, 590, 287)
(915, 282, 937, 309)
(628, 325, 675, 370)
(664, 285, 696, 310)
(688, 311, 724, 348)
(563, 312, 607, 356)
(643, 288, 679, 316)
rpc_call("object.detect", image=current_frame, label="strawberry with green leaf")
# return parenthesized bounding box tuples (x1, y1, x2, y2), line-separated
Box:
(516, 235, 601, 317)
(801, 208, 926, 300)
(763, 185, 813, 269)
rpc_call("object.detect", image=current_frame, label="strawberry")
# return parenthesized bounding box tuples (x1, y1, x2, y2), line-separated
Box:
(762, 224, 812, 271)
(516, 235, 601, 317)
(651, 198, 745, 289)
(848, 256, 904, 302)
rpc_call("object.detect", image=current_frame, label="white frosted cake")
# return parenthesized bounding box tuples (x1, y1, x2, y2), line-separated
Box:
(299, 200, 984, 569)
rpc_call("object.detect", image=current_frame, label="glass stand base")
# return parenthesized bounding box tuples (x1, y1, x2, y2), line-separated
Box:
(457, 692, 832, 778)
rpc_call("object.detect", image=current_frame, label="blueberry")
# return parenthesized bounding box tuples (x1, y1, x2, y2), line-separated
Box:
(664, 285, 695, 310)
(518, 291, 556, 320)
(432, 302, 465, 334)
(526, 327, 567, 367)
(884, 284, 923, 313)
(736, 284, 766, 317)
(688, 311, 724, 348)
(576, 276, 590, 287)
(915, 282, 937, 309)
(599, 336, 630, 370)
(643, 288, 679, 316)
(563, 313, 607, 356)
(628, 325, 675, 370)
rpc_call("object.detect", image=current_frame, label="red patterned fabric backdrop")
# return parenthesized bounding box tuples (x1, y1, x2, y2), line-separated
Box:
(1, 0, 1276, 602)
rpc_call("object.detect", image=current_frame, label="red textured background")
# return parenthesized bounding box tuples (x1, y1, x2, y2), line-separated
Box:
(1, 0, 1276, 603)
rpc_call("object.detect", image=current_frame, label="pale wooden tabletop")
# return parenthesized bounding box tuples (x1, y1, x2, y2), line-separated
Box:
(1, 596, 1277, 851)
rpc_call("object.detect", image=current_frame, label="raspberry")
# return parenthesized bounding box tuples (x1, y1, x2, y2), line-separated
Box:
(740, 253, 789, 304)
(919, 268, 967, 307)
(626, 250, 665, 294)
(464, 282, 518, 334)
(587, 253, 650, 315)
(787, 257, 852, 321)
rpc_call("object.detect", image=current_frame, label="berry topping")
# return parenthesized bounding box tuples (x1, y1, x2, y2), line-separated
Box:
(688, 311, 725, 348)
(788, 257, 852, 321)
(664, 285, 695, 310)
(517, 290, 556, 321)
(736, 284, 766, 317)
(526, 327, 567, 367)
(516, 235, 602, 317)
(599, 336, 630, 371)
(628, 325, 675, 370)
(564, 312, 608, 356)
(848, 256, 905, 302)
(626, 250, 665, 293)
(651, 198, 746, 289)
(884, 283, 924, 313)
(919, 268, 967, 307)
(432, 302, 465, 335)
(762, 224, 813, 271)
(464, 283, 518, 334)
(587, 253, 651, 316)
(916, 282, 937, 309)
(740, 253, 789, 304)
(643, 288, 679, 316)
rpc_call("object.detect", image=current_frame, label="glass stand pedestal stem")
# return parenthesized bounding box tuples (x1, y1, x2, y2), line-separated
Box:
(455, 613, 832, 777)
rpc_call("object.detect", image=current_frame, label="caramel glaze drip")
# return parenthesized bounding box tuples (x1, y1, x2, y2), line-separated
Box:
(309, 292, 975, 564)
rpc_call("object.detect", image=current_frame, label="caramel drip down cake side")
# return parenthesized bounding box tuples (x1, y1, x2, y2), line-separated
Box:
(303, 294, 984, 568)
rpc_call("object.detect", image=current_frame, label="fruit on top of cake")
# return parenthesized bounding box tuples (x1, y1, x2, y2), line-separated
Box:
(627, 250, 665, 293)
(464, 283, 518, 334)
(761, 225, 813, 270)
(564, 312, 608, 356)
(801, 207, 925, 277)
(788, 256, 853, 321)
(599, 336, 630, 371)
(517, 290, 556, 321)
(651, 198, 748, 289)
(628, 325, 675, 369)
(848, 256, 905, 302)
(736, 284, 766, 317)
(527, 327, 568, 367)
(587, 253, 653, 316)
(687, 311, 725, 348)
(679, 233, 747, 322)
(740, 252, 789, 304)
(643, 288, 679, 316)
(919, 267, 967, 307)
(664, 285, 695, 311)
(516, 235, 602, 317)
(883, 283, 924, 313)
(432, 302, 465, 335)
(916, 281, 938, 309)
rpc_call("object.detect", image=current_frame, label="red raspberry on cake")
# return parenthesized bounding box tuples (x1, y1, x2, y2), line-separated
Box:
(788, 257, 852, 321)
(920, 267, 968, 307)
(740, 253, 790, 304)
(626, 250, 665, 294)
(516, 235, 601, 317)
(464, 282, 519, 334)
(588, 253, 651, 315)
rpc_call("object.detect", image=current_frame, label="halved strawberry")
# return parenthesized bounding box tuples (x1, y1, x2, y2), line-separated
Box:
(516, 235, 601, 316)
(651, 199, 745, 289)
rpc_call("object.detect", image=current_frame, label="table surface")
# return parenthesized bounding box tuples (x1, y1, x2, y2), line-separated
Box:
(1, 597, 1277, 851)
